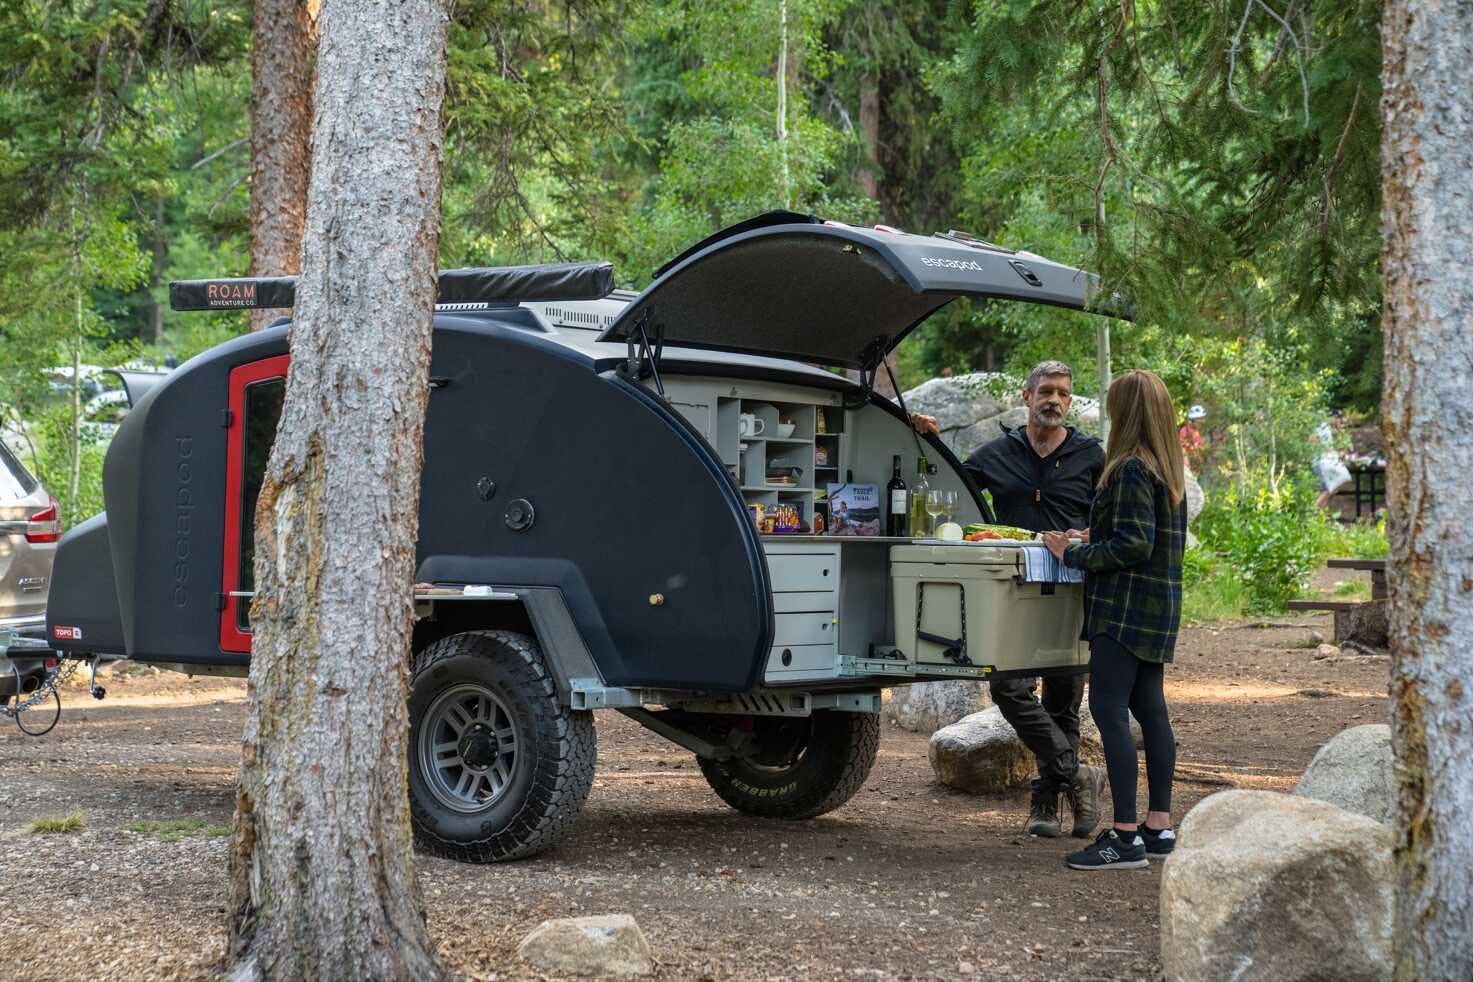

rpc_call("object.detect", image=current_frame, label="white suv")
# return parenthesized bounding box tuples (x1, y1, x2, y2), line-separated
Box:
(0, 439, 59, 636)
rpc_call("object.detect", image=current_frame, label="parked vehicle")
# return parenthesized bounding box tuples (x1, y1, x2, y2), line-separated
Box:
(0, 438, 58, 635)
(37, 212, 1128, 860)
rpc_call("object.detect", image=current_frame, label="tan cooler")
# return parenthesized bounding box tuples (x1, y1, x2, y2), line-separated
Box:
(890, 543, 1087, 679)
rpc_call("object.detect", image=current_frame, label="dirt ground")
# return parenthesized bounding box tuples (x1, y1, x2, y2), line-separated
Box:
(0, 612, 1389, 982)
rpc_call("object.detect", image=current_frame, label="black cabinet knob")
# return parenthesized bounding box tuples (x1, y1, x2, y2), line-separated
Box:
(476, 477, 497, 501)
(505, 498, 535, 532)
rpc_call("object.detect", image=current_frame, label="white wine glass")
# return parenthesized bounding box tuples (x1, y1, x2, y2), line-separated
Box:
(924, 490, 946, 535)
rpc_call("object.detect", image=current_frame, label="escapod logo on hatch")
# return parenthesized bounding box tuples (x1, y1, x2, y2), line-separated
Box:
(53, 625, 83, 640)
(921, 256, 985, 272)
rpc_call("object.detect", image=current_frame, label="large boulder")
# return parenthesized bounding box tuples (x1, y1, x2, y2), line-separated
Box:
(1293, 724, 1395, 826)
(517, 914, 654, 977)
(1160, 790, 1393, 982)
(930, 697, 1149, 792)
(886, 680, 991, 734)
(903, 373, 1012, 433)
(929, 706, 1035, 792)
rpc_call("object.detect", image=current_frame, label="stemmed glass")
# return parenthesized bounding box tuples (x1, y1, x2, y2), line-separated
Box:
(937, 489, 958, 532)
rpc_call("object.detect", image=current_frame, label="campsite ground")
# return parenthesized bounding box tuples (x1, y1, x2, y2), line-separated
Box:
(0, 610, 1389, 981)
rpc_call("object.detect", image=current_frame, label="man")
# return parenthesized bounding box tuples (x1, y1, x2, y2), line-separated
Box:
(912, 360, 1106, 839)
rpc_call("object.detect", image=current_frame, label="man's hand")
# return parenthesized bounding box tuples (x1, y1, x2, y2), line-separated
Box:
(1042, 530, 1070, 560)
(1065, 528, 1090, 543)
(910, 413, 940, 438)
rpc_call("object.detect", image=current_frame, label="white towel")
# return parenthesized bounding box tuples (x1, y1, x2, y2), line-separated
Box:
(1019, 544, 1084, 583)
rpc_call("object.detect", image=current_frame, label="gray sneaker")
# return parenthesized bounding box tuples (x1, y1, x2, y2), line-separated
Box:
(1025, 788, 1063, 838)
(1065, 764, 1106, 839)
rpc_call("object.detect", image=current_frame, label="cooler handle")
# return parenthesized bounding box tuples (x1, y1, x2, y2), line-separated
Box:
(915, 581, 973, 666)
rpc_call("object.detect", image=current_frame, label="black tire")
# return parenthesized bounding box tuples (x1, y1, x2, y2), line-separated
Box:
(407, 630, 596, 862)
(697, 711, 880, 819)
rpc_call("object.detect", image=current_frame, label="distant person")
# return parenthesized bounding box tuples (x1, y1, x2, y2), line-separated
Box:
(1178, 404, 1205, 462)
(913, 361, 1106, 840)
(1044, 369, 1186, 871)
(1311, 421, 1351, 510)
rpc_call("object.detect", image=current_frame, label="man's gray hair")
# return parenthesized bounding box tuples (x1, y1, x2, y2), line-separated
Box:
(1025, 360, 1074, 392)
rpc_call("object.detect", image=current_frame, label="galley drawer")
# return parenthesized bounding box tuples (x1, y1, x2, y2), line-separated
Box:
(767, 551, 838, 592)
(773, 611, 837, 646)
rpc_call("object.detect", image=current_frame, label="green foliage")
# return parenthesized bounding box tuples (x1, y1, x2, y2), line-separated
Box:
(125, 818, 231, 841)
(26, 810, 85, 835)
(1181, 548, 1249, 623)
(1195, 476, 1325, 613)
(1322, 517, 1389, 561)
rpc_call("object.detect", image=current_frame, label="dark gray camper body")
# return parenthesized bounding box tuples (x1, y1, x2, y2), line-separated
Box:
(36, 213, 1125, 861)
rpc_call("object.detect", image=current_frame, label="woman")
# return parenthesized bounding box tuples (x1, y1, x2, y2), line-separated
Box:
(1042, 370, 1186, 871)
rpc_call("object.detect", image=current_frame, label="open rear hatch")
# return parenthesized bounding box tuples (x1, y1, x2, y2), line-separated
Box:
(600, 211, 1130, 373)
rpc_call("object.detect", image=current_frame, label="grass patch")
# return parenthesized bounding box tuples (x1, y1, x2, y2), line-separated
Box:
(1323, 520, 1389, 560)
(125, 819, 231, 842)
(1330, 578, 1372, 600)
(1183, 568, 1248, 623)
(26, 811, 85, 835)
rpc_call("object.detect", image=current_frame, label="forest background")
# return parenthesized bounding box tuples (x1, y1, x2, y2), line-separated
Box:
(0, 0, 1387, 614)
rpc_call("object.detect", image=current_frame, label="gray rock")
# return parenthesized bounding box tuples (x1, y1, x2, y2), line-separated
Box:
(886, 680, 991, 734)
(516, 914, 653, 977)
(903, 373, 1012, 432)
(928, 706, 1035, 792)
(1293, 724, 1395, 826)
(1183, 463, 1205, 525)
(1160, 790, 1393, 982)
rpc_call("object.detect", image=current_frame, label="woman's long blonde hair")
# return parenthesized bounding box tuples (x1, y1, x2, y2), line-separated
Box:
(1099, 369, 1185, 505)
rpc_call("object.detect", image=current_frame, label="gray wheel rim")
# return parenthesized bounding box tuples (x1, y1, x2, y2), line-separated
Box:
(418, 683, 520, 814)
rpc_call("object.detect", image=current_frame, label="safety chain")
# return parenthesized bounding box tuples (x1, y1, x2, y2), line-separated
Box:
(1, 658, 81, 720)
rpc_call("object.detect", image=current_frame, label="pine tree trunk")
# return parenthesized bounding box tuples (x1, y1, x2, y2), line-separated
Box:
(857, 70, 880, 202)
(225, 0, 452, 978)
(247, 0, 318, 333)
(1379, 3, 1473, 979)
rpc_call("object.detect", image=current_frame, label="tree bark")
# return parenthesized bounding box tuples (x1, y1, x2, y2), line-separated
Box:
(857, 69, 880, 203)
(247, 0, 319, 333)
(226, 0, 452, 978)
(1379, 3, 1473, 979)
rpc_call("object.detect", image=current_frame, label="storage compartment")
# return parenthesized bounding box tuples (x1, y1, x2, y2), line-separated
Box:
(766, 549, 837, 592)
(773, 611, 837, 646)
(764, 642, 841, 680)
(890, 544, 1086, 678)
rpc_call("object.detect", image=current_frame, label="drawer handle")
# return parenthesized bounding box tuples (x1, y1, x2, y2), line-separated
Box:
(781, 648, 793, 666)
(822, 568, 830, 576)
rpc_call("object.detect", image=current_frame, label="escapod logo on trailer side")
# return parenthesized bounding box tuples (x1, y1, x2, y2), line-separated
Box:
(204, 282, 257, 307)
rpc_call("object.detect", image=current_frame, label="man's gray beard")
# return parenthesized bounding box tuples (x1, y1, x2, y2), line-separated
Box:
(1031, 408, 1065, 430)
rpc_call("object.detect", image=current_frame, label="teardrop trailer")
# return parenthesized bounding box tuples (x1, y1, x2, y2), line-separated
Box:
(24, 211, 1129, 862)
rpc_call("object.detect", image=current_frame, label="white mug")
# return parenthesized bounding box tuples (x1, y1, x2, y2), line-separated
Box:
(739, 414, 765, 436)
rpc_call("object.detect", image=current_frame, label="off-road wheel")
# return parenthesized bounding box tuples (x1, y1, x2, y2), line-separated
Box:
(407, 630, 595, 862)
(697, 711, 879, 819)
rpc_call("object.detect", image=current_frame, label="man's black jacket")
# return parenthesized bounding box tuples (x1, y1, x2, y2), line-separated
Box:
(963, 424, 1104, 533)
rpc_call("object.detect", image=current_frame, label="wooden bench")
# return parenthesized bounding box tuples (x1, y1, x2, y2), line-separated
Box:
(1287, 559, 1387, 646)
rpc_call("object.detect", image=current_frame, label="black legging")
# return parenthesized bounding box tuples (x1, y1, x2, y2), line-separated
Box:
(1088, 633, 1176, 826)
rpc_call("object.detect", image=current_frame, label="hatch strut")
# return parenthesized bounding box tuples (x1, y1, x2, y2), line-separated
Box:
(843, 335, 891, 409)
(623, 306, 666, 397)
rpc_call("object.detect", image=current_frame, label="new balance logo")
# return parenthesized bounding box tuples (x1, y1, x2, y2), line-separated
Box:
(1100, 847, 1119, 862)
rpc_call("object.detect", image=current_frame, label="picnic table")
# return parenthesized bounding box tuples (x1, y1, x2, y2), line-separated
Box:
(1287, 558, 1388, 647)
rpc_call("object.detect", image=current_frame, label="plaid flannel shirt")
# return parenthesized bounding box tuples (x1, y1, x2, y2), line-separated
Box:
(1062, 458, 1187, 663)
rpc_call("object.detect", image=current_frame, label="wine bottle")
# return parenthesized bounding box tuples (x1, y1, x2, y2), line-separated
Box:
(908, 455, 930, 537)
(887, 454, 909, 537)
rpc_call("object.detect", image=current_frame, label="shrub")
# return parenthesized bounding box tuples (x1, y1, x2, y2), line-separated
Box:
(1322, 517, 1389, 560)
(1182, 547, 1248, 622)
(1195, 477, 1325, 613)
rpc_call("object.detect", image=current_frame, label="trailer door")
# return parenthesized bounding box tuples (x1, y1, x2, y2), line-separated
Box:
(220, 355, 288, 652)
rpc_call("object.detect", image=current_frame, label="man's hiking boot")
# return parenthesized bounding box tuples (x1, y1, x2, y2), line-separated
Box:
(1064, 829, 1148, 871)
(1025, 786, 1062, 838)
(1064, 764, 1106, 838)
(1139, 825, 1176, 860)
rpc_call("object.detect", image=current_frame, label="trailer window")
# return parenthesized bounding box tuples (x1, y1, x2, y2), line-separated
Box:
(237, 378, 285, 630)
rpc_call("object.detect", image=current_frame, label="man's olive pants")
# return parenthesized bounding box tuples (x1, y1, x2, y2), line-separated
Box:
(988, 673, 1086, 794)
